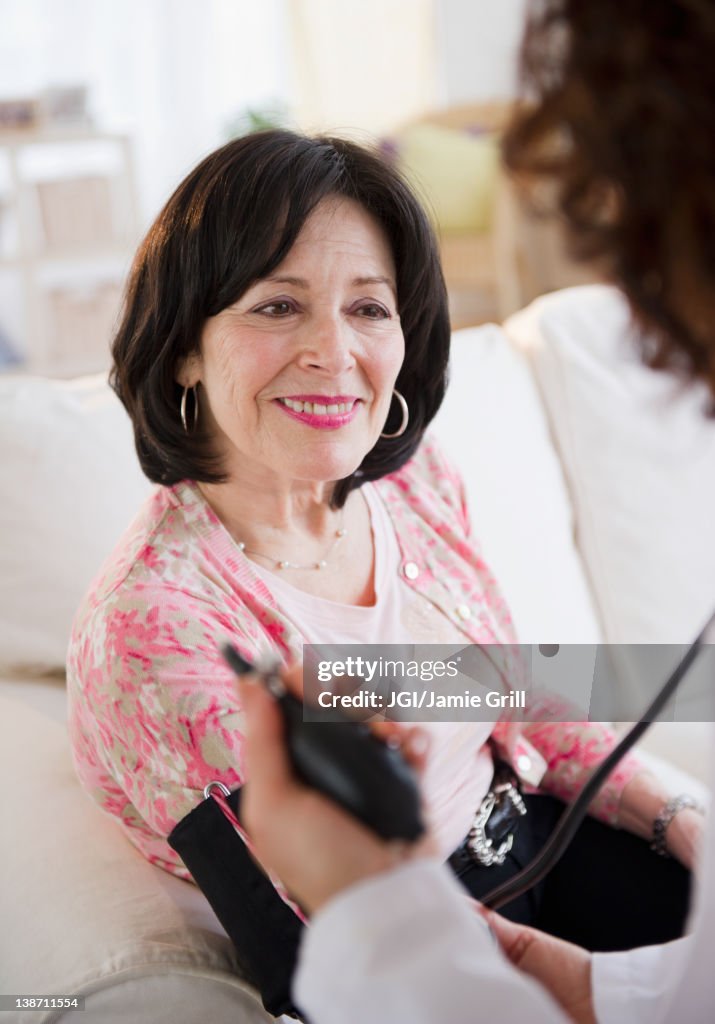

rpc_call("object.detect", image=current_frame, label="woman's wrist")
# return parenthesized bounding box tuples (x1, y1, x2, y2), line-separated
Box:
(617, 772, 705, 870)
(655, 805, 705, 867)
(616, 771, 671, 839)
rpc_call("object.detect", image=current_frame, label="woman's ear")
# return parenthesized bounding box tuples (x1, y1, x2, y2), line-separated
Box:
(175, 352, 202, 388)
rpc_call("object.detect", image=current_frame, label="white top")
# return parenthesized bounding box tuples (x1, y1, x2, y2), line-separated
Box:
(294, 723, 715, 1023)
(251, 484, 494, 858)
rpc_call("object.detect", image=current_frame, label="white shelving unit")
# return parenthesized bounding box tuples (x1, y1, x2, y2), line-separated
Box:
(0, 127, 140, 376)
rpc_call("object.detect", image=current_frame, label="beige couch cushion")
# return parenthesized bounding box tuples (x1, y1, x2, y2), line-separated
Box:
(0, 693, 270, 1023)
(432, 324, 602, 643)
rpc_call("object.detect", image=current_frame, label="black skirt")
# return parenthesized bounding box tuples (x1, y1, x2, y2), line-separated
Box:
(447, 793, 692, 952)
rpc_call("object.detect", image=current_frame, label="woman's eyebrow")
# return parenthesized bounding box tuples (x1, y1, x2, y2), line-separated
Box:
(262, 274, 396, 299)
(353, 275, 397, 299)
(263, 275, 308, 288)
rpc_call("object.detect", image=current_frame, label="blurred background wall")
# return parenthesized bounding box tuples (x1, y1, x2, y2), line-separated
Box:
(0, 0, 591, 375)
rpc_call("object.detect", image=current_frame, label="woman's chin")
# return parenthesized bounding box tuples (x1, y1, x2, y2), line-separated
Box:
(281, 452, 366, 486)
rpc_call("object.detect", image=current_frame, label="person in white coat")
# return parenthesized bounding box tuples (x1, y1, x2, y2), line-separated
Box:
(238, 674, 713, 1024)
(237, 1, 715, 1020)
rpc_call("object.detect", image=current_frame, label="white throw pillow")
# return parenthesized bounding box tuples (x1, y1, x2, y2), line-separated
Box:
(0, 374, 153, 671)
(505, 285, 715, 645)
(432, 324, 602, 643)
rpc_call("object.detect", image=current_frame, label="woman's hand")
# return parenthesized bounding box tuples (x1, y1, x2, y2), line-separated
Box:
(237, 668, 435, 915)
(483, 910, 596, 1024)
(617, 772, 705, 872)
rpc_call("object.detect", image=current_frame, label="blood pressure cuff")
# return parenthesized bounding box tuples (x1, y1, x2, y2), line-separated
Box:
(168, 787, 306, 1020)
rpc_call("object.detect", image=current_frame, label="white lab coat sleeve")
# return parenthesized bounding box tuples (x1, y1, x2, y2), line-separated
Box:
(592, 939, 691, 1024)
(593, 716, 715, 1024)
(293, 858, 569, 1024)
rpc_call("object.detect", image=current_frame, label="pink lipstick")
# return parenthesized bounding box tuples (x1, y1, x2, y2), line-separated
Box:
(275, 395, 361, 429)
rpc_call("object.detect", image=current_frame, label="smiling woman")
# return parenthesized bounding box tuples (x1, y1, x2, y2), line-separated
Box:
(67, 131, 695, 982)
(176, 195, 406, 605)
(179, 197, 405, 513)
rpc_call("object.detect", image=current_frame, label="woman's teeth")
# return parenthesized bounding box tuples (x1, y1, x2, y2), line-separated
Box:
(280, 398, 355, 416)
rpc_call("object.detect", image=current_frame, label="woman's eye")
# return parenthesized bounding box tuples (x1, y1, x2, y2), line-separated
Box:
(256, 301, 295, 316)
(357, 303, 390, 320)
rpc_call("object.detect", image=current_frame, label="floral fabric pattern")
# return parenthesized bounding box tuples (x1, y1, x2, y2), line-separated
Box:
(67, 436, 642, 880)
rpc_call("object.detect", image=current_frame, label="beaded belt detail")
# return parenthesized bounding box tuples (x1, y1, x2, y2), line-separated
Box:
(466, 770, 528, 867)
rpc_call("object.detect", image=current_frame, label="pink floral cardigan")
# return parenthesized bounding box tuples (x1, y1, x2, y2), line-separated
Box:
(67, 437, 642, 880)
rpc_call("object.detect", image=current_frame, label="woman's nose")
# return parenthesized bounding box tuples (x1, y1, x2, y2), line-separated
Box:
(296, 313, 356, 375)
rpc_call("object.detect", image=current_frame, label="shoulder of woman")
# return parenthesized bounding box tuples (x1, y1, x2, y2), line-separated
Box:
(384, 433, 465, 494)
(377, 433, 470, 532)
(77, 478, 248, 619)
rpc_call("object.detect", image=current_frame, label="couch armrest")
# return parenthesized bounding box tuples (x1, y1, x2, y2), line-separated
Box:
(0, 694, 271, 1023)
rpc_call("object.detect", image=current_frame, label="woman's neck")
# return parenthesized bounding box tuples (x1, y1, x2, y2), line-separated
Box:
(197, 475, 343, 555)
(196, 472, 375, 606)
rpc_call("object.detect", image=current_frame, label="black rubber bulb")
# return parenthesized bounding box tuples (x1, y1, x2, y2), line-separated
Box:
(223, 643, 425, 842)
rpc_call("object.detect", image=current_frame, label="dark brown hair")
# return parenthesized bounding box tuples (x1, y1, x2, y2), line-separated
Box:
(503, 0, 715, 407)
(111, 130, 450, 505)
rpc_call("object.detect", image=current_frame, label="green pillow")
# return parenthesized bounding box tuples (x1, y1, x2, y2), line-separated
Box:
(397, 122, 500, 235)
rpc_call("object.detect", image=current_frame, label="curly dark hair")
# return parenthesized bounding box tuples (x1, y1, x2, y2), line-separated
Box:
(503, 0, 715, 407)
(111, 130, 450, 506)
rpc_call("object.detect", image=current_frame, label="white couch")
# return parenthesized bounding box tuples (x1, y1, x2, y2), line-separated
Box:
(1, 285, 713, 1022)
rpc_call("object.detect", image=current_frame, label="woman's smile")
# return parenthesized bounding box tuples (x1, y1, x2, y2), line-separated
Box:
(275, 395, 362, 429)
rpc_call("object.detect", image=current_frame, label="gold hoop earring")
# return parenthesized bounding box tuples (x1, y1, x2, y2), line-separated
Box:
(380, 388, 409, 439)
(180, 385, 199, 433)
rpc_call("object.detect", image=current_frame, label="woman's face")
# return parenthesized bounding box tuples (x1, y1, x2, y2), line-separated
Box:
(181, 197, 405, 490)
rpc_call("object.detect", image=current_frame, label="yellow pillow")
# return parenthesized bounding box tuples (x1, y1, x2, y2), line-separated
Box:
(396, 122, 500, 235)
